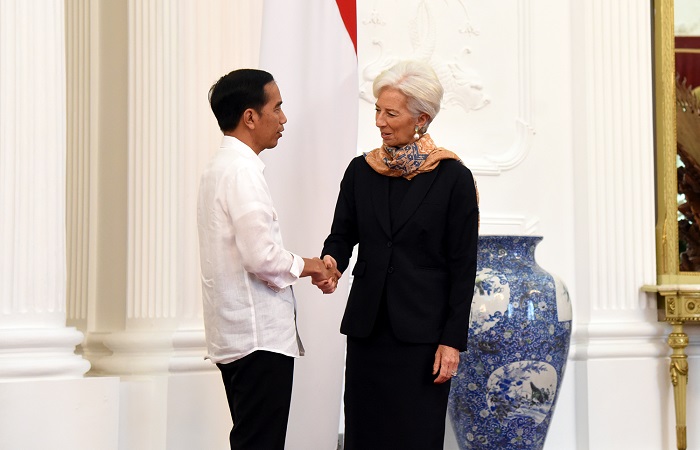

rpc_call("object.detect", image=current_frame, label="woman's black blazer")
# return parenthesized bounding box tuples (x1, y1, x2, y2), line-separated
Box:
(322, 155, 479, 351)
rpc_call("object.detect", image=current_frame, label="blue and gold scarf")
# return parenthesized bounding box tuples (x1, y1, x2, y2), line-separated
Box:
(364, 134, 461, 180)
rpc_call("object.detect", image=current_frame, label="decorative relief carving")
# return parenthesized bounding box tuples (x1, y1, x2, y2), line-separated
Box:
(656, 288, 700, 322)
(359, 1, 488, 113)
(357, 0, 534, 175)
(670, 359, 689, 387)
(668, 332, 690, 348)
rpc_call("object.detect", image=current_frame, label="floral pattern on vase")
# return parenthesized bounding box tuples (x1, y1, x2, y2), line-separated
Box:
(448, 235, 572, 450)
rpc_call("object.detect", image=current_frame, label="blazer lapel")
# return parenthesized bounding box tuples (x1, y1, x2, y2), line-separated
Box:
(391, 167, 440, 234)
(371, 171, 392, 237)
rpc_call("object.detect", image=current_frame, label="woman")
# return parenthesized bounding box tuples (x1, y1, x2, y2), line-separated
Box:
(322, 60, 479, 449)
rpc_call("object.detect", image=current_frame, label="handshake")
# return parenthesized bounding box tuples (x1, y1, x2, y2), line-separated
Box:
(304, 255, 342, 295)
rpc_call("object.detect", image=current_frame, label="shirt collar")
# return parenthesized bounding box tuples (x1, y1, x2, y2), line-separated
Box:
(220, 135, 265, 171)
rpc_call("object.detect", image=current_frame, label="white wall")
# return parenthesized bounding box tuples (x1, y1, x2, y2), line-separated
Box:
(1, 1, 697, 449)
(353, 1, 691, 450)
(355, 1, 576, 448)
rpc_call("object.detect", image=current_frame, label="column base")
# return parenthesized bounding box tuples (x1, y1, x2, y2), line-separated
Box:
(0, 327, 90, 379)
(85, 330, 212, 375)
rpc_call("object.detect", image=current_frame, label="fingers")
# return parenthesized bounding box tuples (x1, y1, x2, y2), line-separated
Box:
(302, 256, 340, 294)
(432, 358, 450, 384)
(316, 278, 337, 294)
(312, 277, 336, 293)
(432, 352, 440, 376)
(322, 255, 342, 280)
(318, 261, 335, 280)
(310, 255, 340, 294)
(322, 254, 336, 269)
(311, 272, 338, 295)
(433, 345, 460, 385)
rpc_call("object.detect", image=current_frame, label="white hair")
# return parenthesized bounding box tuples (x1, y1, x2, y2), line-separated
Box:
(372, 60, 444, 132)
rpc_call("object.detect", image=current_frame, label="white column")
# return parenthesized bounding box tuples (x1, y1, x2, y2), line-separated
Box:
(89, 0, 262, 376)
(0, 0, 89, 380)
(0, 2, 120, 449)
(66, 0, 98, 333)
(67, 1, 263, 449)
(570, 1, 673, 449)
(125, 0, 182, 332)
(574, 0, 657, 320)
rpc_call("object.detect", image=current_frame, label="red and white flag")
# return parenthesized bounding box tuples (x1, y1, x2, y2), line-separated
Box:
(259, 1, 357, 448)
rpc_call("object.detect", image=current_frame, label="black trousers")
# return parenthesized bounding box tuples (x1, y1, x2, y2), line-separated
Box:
(217, 351, 294, 450)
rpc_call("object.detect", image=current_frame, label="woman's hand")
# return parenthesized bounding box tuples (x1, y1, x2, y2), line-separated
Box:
(432, 344, 460, 384)
(304, 256, 341, 294)
(312, 255, 342, 294)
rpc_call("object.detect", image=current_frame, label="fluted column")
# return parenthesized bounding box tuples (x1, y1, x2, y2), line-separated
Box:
(570, 1, 671, 449)
(78, 0, 263, 376)
(88, 0, 197, 375)
(126, 0, 180, 329)
(0, 0, 89, 379)
(572, 0, 659, 340)
(62, 2, 262, 447)
(65, 0, 97, 333)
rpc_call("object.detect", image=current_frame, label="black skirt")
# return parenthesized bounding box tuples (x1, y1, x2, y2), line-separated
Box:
(343, 299, 451, 450)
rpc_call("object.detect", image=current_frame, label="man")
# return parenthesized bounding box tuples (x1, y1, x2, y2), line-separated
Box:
(197, 69, 339, 450)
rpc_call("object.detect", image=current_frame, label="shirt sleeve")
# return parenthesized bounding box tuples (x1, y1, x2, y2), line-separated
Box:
(222, 164, 301, 290)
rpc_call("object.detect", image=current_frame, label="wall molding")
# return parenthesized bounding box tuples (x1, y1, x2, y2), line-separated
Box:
(479, 213, 540, 236)
(568, 322, 700, 360)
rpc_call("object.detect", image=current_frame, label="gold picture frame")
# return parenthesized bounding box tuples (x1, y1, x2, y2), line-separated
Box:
(654, 0, 677, 283)
(654, 0, 700, 283)
(651, 1, 700, 448)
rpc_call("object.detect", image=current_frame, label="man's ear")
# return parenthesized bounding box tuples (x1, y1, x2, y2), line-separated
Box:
(242, 108, 256, 129)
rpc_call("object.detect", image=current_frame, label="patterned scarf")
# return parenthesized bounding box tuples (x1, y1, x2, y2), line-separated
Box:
(364, 134, 461, 180)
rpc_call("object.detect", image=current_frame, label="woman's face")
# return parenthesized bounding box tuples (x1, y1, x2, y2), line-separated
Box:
(375, 88, 427, 148)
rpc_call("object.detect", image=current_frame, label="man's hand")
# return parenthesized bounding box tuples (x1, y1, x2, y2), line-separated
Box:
(302, 256, 341, 294)
(315, 255, 341, 294)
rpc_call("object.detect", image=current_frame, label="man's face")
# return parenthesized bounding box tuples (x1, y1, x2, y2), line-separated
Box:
(252, 81, 287, 152)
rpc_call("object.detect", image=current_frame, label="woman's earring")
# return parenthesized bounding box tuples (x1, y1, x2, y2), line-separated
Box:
(413, 126, 420, 140)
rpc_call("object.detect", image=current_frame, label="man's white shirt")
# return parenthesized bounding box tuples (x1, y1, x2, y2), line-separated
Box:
(197, 135, 305, 364)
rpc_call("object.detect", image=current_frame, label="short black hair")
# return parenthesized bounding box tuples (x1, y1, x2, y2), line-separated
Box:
(208, 69, 275, 132)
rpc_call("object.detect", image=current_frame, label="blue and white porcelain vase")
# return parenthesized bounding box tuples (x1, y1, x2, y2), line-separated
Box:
(448, 235, 572, 450)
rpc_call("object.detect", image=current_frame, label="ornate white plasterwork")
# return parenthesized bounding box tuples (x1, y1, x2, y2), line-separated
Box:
(479, 213, 540, 236)
(357, 0, 534, 175)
